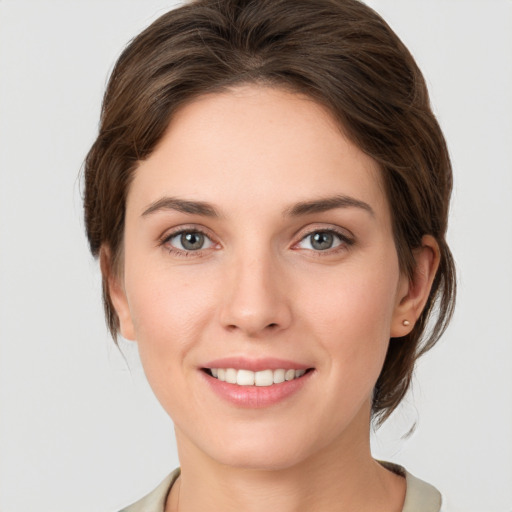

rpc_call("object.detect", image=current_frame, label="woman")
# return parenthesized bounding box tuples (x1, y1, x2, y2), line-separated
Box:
(83, 0, 456, 510)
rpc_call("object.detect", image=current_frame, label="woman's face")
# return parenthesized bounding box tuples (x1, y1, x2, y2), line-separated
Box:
(111, 85, 411, 470)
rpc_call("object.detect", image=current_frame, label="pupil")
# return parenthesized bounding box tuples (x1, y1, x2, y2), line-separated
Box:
(181, 232, 204, 250)
(311, 232, 333, 250)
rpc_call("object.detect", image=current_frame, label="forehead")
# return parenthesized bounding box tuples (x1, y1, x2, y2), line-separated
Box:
(128, 85, 389, 221)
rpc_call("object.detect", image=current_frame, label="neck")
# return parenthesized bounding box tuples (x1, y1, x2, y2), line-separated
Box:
(166, 411, 405, 512)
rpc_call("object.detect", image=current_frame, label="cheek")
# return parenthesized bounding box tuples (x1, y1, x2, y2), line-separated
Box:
(300, 255, 400, 369)
(124, 263, 217, 362)
(123, 263, 222, 417)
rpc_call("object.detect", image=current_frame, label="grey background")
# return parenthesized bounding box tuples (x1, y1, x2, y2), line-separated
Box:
(1, 1, 511, 511)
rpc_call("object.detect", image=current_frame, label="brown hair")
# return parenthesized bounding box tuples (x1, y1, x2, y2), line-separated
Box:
(83, 0, 456, 423)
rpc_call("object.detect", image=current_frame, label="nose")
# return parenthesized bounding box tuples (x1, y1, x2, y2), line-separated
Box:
(219, 251, 292, 337)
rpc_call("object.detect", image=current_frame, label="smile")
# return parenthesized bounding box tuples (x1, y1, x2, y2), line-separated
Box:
(206, 368, 309, 386)
(202, 367, 315, 408)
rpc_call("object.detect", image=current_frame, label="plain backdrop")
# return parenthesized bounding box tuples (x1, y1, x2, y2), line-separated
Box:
(0, 1, 511, 511)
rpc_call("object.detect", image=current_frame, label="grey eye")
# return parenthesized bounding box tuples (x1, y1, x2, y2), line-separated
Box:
(167, 230, 215, 252)
(180, 232, 205, 250)
(310, 232, 334, 250)
(297, 230, 345, 251)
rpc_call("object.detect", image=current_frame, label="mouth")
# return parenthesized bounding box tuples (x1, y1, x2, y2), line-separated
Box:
(202, 367, 314, 386)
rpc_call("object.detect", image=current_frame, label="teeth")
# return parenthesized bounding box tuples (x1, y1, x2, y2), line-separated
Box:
(209, 368, 308, 386)
(237, 369, 255, 386)
(273, 369, 285, 384)
(255, 369, 274, 386)
(225, 368, 237, 384)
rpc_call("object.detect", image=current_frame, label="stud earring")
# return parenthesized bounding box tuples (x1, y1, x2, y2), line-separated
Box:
(402, 319, 410, 326)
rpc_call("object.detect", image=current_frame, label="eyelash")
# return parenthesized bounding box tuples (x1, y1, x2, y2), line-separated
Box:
(294, 227, 354, 255)
(160, 227, 217, 258)
(159, 227, 354, 258)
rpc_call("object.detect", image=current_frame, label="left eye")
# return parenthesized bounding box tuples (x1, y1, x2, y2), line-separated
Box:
(166, 230, 215, 251)
(297, 231, 346, 251)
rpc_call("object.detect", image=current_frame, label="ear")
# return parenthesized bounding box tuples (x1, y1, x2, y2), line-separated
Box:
(390, 235, 441, 337)
(99, 246, 136, 341)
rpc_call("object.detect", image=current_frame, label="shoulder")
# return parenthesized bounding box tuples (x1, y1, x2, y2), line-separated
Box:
(403, 469, 458, 512)
(403, 468, 443, 512)
(380, 461, 445, 512)
(118, 468, 180, 512)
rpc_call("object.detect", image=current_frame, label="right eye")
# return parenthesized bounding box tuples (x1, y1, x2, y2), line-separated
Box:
(164, 229, 216, 254)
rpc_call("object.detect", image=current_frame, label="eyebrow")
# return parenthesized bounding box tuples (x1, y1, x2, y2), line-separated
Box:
(141, 194, 374, 219)
(142, 197, 220, 218)
(283, 195, 375, 217)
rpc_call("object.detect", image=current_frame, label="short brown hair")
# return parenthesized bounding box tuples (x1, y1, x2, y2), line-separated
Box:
(83, 0, 456, 422)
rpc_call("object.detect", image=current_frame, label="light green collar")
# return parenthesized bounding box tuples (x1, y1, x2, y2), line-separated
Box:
(120, 464, 442, 512)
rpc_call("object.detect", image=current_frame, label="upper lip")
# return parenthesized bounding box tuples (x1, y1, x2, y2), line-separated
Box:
(201, 357, 312, 372)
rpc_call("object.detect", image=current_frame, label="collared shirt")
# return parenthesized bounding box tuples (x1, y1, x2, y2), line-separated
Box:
(119, 463, 445, 512)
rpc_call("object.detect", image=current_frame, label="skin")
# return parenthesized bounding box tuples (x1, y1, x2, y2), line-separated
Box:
(105, 85, 440, 512)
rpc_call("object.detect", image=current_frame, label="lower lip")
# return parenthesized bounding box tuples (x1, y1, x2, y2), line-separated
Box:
(201, 370, 314, 408)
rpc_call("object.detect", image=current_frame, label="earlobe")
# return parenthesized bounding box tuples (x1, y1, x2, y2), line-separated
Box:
(391, 235, 440, 337)
(100, 246, 136, 341)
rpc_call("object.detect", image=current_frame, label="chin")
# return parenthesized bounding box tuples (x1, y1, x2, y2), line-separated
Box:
(192, 421, 326, 472)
